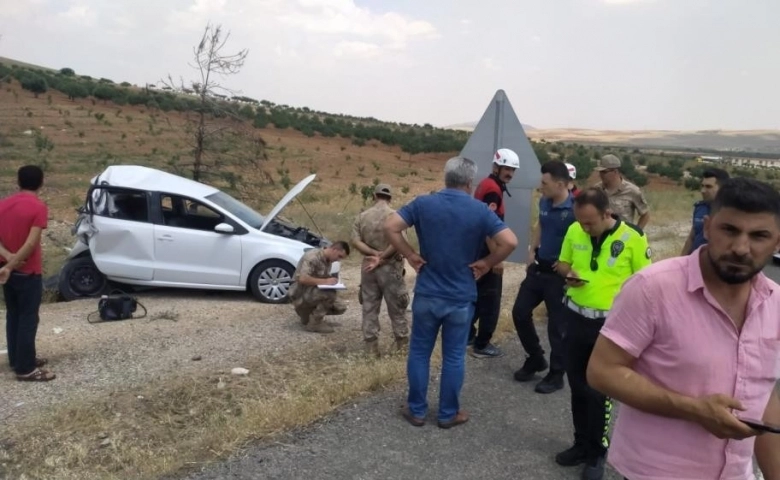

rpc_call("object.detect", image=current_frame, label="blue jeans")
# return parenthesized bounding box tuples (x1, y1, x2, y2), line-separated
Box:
(407, 294, 474, 422)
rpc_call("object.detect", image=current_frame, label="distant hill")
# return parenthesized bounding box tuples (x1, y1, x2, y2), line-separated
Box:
(525, 128, 780, 156)
(445, 116, 780, 155)
(444, 121, 536, 132)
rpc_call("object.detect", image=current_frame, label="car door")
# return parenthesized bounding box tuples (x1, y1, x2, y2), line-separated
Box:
(152, 194, 243, 286)
(87, 187, 155, 280)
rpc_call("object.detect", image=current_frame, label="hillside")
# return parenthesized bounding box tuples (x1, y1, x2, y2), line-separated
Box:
(526, 128, 780, 155)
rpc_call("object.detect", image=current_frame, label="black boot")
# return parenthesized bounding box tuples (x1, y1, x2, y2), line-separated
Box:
(555, 443, 588, 467)
(513, 354, 548, 382)
(581, 455, 605, 480)
(534, 369, 565, 394)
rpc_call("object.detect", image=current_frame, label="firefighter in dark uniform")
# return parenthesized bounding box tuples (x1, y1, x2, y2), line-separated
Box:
(467, 148, 520, 358)
(554, 187, 651, 480)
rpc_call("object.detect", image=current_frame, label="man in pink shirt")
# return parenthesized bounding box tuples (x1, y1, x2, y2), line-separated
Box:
(587, 177, 780, 480)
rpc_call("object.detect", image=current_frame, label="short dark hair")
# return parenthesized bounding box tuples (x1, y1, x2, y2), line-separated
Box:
(18, 165, 44, 191)
(330, 240, 351, 256)
(573, 187, 610, 214)
(702, 167, 730, 185)
(540, 160, 571, 182)
(710, 177, 780, 218)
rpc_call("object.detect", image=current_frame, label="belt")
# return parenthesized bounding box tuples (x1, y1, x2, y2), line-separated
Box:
(532, 261, 557, 274)
(564, 297, 608, 320)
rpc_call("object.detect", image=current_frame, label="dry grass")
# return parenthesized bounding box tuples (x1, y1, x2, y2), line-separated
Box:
(0, 337, 416, 480)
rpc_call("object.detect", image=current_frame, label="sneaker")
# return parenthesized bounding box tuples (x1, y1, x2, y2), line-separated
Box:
(471, 343, 504, 358)
(534, 370, 565, 394)
(513, 355, 549, 382)
(581, 456, 605, 480)
(554, 443, 588, 467)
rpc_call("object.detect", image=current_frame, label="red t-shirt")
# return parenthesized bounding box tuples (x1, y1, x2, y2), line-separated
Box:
(0, 192, 48, 275)
(474, 176, 505, 219)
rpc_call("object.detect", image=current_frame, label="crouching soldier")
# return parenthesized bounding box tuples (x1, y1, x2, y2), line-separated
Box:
(288, 241, 350, 334)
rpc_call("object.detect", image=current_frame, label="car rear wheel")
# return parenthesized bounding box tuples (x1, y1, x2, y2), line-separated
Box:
(249, 260, 295, 304)
(58, 255, 109, 301)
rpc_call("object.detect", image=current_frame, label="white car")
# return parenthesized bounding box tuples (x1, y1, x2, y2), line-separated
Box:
(57, 165, 338, 303)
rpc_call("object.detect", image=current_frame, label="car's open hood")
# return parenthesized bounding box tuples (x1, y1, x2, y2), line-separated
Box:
(259, 174, 316, 232)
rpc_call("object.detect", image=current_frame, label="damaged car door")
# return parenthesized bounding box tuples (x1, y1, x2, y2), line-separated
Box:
(87, 187, 155, 280)
(152, 193, 243, 286)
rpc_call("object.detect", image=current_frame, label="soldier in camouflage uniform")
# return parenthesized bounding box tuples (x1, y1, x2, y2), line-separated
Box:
(288, 241, 350, 334)
(593, 154, 651, 229)
(352, 184, 410, 357)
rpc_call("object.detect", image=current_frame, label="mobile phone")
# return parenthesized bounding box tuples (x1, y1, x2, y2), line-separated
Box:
(738, 418, 780, 434)
(565, 276, 589, 283)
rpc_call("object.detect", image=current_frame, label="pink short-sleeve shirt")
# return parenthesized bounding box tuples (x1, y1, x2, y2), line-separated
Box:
(600, 248, 780, 480)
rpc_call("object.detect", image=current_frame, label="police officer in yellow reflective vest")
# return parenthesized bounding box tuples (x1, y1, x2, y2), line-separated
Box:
(554, 187, 651, 480)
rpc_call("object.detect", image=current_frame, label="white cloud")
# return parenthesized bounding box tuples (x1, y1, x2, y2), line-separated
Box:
(162, 0, 438, 61)
(482, 57, 501, 71)
(58, 1, 98, 27)
(601, 0, 653, 4)
(332, 41, 382, 58)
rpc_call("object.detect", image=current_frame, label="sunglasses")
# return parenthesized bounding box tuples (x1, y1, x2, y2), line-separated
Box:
(590, 247, 601, 271)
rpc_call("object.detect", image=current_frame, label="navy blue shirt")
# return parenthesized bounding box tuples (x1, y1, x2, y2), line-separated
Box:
(691, 200, 710, 252)
(397, 188, 507, 303)
(536, 193, 575, 263)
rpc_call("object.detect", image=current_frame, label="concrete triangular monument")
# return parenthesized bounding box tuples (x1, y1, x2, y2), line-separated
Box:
(460, 89, 541, 264)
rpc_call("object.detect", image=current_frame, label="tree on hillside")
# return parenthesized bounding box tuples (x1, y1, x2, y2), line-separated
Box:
(21, 73, 48, 98)
(162, 23, 268, 186)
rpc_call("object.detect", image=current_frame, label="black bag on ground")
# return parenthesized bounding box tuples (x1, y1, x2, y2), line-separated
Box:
(88, 290, 147, 323)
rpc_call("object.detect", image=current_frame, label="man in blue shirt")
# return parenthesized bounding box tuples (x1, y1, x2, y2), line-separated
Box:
(511, 160, 575, 394)
(680, 167, 730, 256)
(384, 156, 518, 429)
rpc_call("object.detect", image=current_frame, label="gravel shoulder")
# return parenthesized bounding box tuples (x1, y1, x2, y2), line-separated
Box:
(0, 260, 529, 433)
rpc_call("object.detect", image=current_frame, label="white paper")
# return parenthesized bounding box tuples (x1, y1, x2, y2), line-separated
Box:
(318, 283, 346, 290)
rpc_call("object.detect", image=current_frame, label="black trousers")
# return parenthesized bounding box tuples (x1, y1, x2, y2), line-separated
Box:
(3, 272, 43, 375)
(562, 305, 613, 459)
(468, 271, 502, 350)
(510, 264, 567, 371)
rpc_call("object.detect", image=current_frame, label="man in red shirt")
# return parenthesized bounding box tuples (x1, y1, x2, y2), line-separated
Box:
(0, 165, 55, 382)
(468, 148, 519, 358)
(566, 163, 581, 197)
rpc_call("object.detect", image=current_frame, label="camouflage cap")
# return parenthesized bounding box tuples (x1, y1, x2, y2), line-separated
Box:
(595, 154, 622, 171)
(374, 183, 392, 197)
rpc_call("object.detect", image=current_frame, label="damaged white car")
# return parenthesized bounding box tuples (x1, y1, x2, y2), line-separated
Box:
(57, 165, 338, 303)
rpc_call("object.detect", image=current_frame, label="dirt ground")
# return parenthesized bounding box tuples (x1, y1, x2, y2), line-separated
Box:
(0, 215, 689, 431)
(0, 260, 533, 431)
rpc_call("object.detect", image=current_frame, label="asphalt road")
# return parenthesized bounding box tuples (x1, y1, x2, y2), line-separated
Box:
(181, 263, 780, 480)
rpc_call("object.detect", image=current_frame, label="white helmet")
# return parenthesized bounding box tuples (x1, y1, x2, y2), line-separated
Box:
(493, 148, 520, 169)
(565, 162, 577, 180)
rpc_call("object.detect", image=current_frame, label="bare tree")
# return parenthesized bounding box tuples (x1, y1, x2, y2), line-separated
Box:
(164, 23, 268, 185)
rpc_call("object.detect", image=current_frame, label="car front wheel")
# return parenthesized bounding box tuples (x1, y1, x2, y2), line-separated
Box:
(58, 255, 109, 301)
(249, 260, 295, 304)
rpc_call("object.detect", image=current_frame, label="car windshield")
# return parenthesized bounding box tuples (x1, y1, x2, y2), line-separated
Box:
(205, 191, 265, 229)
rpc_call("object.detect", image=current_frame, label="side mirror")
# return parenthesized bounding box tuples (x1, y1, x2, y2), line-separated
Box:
(215, 223, 234, 234)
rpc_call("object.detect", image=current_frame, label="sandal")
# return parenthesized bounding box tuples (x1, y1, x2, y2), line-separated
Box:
(9, 358, 47, 371)
(16, 368, 56, 382)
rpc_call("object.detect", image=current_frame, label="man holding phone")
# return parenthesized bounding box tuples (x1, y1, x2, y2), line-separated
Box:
(587, 177, 780, 480)
(554, 188, 651, 480)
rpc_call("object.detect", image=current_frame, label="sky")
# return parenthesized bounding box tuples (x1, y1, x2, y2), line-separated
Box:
(1, 0, 778, 131)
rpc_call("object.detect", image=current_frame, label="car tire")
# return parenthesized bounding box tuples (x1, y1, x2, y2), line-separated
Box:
(249, 260, 295, 304)
(58, 255, 109, 301)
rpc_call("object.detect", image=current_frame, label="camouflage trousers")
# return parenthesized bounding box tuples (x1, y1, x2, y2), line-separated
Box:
(291, 287, 347, 326)
(359, 262, 409, 342)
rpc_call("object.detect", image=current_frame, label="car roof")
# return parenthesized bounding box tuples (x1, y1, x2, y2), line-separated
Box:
(91, 165, 219, 199)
